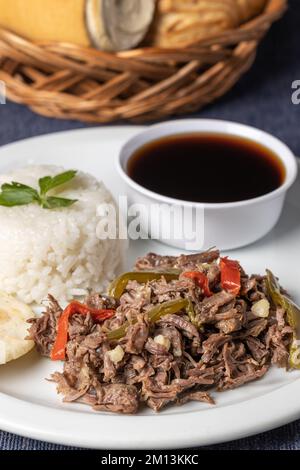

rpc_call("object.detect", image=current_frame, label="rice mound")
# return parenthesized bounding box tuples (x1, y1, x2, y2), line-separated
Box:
(0, 165, 126, 304)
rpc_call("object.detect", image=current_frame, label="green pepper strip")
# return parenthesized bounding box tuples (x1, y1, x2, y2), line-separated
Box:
(107, 298, 188, 341)
(185, 298, 202, 330)
(108, 271, 179, 300)
(266, 269, 300, 369)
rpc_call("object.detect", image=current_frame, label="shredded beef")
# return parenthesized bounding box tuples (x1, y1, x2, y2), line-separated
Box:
(145, 337, 170, 356)
(201, 333, 231, 363)
(135, 249, 220, 271)
(30, 250, 296, 414)
(85, 293, 118, 310)
(68, 313, 94, 339)
(177, 390, 215, 406)
(246, 337, 269, 363)
(216, 316, 242, 334)
(265, 324, 293, 367)
(27, 295, 62, 356)
(158, 326, 183, 357)
(157, 314, 200, 345)
(124, 319, 149, 354)
(219, 365, 269, 391)
(195, 291, 235, 323)
(92, 383, 139, 414)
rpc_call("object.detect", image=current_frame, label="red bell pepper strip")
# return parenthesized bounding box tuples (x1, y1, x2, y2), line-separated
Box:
(51, 301, 115, 361)
(220, 257, 241, 296)
(182, 271, 212, 297)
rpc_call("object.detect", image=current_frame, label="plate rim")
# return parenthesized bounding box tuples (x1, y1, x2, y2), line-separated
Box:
(0, 127, 299, 449)
(0, 379, 300, 449)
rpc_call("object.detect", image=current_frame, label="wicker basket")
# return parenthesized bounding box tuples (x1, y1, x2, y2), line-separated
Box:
(0, 0, 287, 123)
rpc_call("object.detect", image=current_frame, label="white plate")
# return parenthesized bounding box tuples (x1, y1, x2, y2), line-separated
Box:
(0, 127, 299, 450)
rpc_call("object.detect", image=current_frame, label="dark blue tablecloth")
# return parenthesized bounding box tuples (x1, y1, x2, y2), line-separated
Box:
(0, 0, 300, 451)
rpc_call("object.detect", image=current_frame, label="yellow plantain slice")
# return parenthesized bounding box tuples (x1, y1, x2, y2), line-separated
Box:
(0, 291, 35, 365)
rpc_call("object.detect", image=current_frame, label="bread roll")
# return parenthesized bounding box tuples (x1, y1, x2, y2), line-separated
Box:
(150, 0, 267, 48)
(236, 0, 268, 23)
(0, 0, 90, 46)
(86, 0, 156, 51)
(0, 0, 155, 51)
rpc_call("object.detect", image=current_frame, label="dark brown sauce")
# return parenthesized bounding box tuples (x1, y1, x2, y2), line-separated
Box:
(127, 133, 286, 203)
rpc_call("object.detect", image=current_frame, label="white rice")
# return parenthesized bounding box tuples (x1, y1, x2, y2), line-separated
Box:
(0, 165, 126, 304)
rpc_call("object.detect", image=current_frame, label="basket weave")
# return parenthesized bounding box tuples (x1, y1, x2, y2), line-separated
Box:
(0, 0, 287, 123)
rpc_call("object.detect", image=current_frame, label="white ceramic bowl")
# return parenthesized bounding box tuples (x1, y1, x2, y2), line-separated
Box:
(117, 119, 298, 251)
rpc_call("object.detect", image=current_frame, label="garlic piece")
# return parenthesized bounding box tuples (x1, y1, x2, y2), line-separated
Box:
(86, 0, 156, 51)
(251, 299, 270, 318)
(107, 345, 125, 364)
(154, 335, 171, 351)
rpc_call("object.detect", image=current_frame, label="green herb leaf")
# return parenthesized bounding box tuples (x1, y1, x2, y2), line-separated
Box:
(2, 182, 40, 199)
(39, 170, 77, 195)
(0, 182, 40, 206)
(0, 170, 78, 210)
(0, 193, 35, 207)
(37, 176, 52, 195)
(42, 196, 78, 209)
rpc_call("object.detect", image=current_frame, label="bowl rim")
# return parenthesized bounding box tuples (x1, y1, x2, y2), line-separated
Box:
(117, 119, 298, 210)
